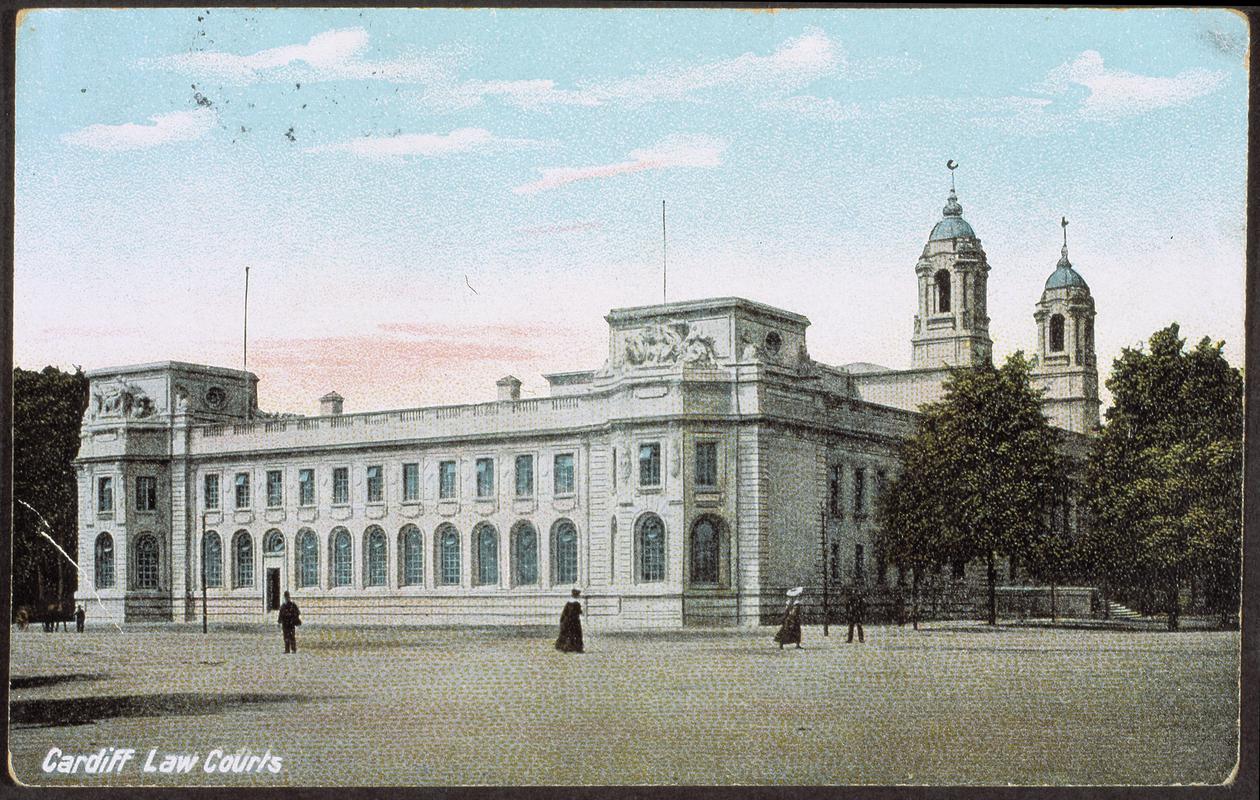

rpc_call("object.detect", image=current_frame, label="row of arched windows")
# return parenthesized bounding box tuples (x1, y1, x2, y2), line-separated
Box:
(94, 513, 725, 593)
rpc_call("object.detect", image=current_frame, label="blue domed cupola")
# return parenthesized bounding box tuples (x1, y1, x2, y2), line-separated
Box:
(929, 188, 977, 241)
(1031, 216, 1100, 434)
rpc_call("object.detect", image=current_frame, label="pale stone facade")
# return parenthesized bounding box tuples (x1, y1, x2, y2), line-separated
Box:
(73, 185, 1099, 627)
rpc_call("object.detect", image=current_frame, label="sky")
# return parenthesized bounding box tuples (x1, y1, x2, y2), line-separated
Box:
(15, 8, 1249, 415)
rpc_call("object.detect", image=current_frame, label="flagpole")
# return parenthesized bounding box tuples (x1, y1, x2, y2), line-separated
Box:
(243, 265, 250, 422)
(661, 200, 667, 304)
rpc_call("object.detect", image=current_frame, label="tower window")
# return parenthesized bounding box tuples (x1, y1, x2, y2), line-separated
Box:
(934, 270, 951, 313)
(1049, 314, 1065, 352)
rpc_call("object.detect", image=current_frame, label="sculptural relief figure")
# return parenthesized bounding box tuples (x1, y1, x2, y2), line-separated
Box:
(624, 321, 718, 368)
(739, 330, 762, 362)
(172, 384, 192, 414)
(93, 378, 157, 419)
(617, 446, 632, 484)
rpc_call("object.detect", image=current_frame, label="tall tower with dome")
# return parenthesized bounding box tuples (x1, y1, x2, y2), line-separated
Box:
(1031, 218, 1101, 434)
(910, 164, 994, 370)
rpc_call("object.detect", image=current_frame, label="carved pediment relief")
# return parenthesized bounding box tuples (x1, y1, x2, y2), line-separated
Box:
(623, 321, 718, 369)
(90, 378, 158, 421)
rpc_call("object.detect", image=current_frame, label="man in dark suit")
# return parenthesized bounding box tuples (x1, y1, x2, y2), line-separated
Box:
(846, 587, 866, 643)
(278, 591, 301, 653)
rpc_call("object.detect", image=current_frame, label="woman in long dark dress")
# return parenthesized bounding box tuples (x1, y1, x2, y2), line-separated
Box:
(774, 588, 803, 649)
(556, 588, 584, 653)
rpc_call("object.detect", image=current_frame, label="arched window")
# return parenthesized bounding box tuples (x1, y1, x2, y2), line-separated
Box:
(331, 528, 352, 587)
(475, 524, 499, 586)
(400, 525, 423, 586)
(233, 530, 254, 588)
(264, 529, 285, 555)
(637, 514, 666, 583)
(202, 531, 223, 588)
(1049, 314, 1065, 352)
(690, 517, 721, 585)
(552, 520, 578, 585)
(365, 526, 387, 587)
(134, 533, 159, 590)
(437, 525, 461, 586)
(94, 532, 115, 589)
(511, 521, 538, 586)
(297, 529, 318, 588)
(935, 270, 951, 313)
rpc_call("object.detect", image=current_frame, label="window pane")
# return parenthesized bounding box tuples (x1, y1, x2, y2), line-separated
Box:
(98, 477, 113, 513)
(640, 517, 665, 582)
(439, 461, 457, 499)
(235, 473, 250, 508)
(204, 474, 219, 509)
(367, 465, 383, 503)
(95, 533, 114, 588)
(136, 477, 156, 512)
(333, 468, 349, 505)
(476, 458, 494, 498)
(691, 519, 719, 583)
(235, 533, 253, 587)
(554, 454, 574, 495)
(367, 529, 386, 586)
(267, 470, 283, 507)
(299, 532, 319, 588)
(203, 533, 222, 588)
(695, 442, 717, 487)
(639, 443, 661, 486)
(513, 524, 537, 585)
(265, 530, 284, 554)
(136, 535, 159, 590)
(333, 531, 352, 587)
(403, 528, 423, 585)
(515, 455, 533, 497)
(299, 469, 315, 506)
(403, 464, 420, 502)
(477, 526, 498, 585)
(440, 530, 460, 585)
(553, 522, 578, 584)
(853, 468, 866, 516)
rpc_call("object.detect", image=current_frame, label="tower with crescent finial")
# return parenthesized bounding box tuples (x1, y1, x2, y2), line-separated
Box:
(1030, 217, 1100, 433)
(910, 161, 993, 369)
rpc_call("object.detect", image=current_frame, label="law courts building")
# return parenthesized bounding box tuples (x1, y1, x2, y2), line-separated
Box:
(74, 184, 1100, 627)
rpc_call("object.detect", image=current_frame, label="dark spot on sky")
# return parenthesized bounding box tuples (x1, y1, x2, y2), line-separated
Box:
(301, 104, 307, 109)
(240, 125, 247, 133)
(194, 92, 213, 108)
(197, 15, 203, 22)
(285, 127, 296, 142)
(80, 88, 86, 93)
(295, 82, 301, 90)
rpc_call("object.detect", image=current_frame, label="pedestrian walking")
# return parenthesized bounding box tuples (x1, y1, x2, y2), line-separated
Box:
(846, 586, 866, 643)
(75, 605, 85, 633)
(774, 587, 804, 649)
(278, 591, 301, 653)
(555, 588, 584, 653)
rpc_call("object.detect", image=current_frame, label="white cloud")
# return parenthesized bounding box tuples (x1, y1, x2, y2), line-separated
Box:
(61, 108, 216, 151)
(306, 128, 542, 161)
(1038, 50, 1226, 119)
(514, 134, 725, 195)
(143, 27, 448, 84)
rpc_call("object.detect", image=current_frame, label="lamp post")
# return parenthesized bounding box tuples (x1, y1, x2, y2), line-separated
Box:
(200, 513, 207, 634)
(820, 501, 830, 637)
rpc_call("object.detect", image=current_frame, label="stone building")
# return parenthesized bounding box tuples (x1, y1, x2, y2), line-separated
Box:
(73, 183, 1098, 627)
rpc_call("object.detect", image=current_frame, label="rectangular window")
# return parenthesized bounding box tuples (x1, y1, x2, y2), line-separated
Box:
(831, 540, 842, 582)
(475, 458, 494, 498)
(266, 469, 283, 508)
(135, 476, 157, 512)
(234, 472, 250, 509)
(854, 543, 865, 583)
(439, 460, 457, 500)
(875, 469, 887, 503)
(639, 443, 661, 487)
(853, 467, 866, 517)
(402, 463, 420, 502)
(828, 465, 842, 516)
(298, 469, 315, 507)
(515, 455, 534, 497)
(554, 453, 575, 495)
(695, 442, 718, 488)
(97, 477, 113, 514)
(332, 467, 349, 505)
(203, 474, 220, 510)
(366, 465, 383, 503)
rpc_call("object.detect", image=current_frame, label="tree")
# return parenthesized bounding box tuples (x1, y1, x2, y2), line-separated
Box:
(878, 353, 1064, 625)
(1082, 325, 1243, 629)
(12, 366, 89, 619)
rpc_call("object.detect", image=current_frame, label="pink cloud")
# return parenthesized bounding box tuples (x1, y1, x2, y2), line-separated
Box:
(514, 134, 725, 194)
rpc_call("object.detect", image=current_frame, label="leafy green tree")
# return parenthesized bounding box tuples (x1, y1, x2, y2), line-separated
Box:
(1083, 325, 1243, 629)
(878, 353, 1064, 625)
(13, 366, 89, 618)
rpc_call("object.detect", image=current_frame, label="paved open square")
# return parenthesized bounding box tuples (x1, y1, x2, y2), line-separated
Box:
(9, 623, 1239, 786)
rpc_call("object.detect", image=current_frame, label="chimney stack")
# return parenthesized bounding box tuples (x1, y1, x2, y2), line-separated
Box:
(320, 391, 344, 416)
(496, 375, 522, 402)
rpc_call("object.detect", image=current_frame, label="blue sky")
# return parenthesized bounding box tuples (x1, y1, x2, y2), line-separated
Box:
(15, 8, 1248, 414)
